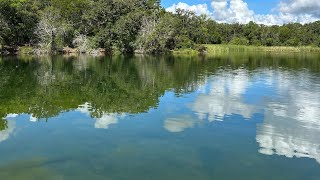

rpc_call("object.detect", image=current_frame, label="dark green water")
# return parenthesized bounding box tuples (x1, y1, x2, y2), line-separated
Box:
(0, 52, 320, 180)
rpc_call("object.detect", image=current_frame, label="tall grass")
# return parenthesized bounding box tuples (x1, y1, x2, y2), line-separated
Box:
(171, 48, 199, 56)
(204, 44, 320, 54)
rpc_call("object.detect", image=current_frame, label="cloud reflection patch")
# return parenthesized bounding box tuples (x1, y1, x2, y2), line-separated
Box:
(164, 116, 195, 133)
(256, 71, 320, 163)
(0, 120, 16, 143)
(191, 69, 255, 121)
(190, 68, 320, 163)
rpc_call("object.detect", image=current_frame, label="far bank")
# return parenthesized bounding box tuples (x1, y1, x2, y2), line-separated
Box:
(1, 44, 320, 56)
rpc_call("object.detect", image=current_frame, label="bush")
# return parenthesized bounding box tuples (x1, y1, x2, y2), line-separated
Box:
(285, 38, 300, 47)
(73, 34, 93, 53)
(315, 37, 320, 47)
(196, 45, 207, 54)
(175, 35, 194, 49)
(229, 37, 249, 45)
(18, 46, 33, 54)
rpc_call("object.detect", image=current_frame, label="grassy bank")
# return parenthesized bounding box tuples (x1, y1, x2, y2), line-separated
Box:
(171, 48, 199, 56)
(203, 44, 320, 54)
(2, 44, 320, 56)
(171, 44, 320, 56)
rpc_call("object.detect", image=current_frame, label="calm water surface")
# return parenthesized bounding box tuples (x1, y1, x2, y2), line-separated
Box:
(0, 52, 320, 180)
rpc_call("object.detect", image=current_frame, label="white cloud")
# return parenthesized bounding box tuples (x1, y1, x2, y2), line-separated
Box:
(166, 2, 210, 16)
(278, 0, 320, 17)
(211, 0, 254, 24)
(166, 0, 320, 25)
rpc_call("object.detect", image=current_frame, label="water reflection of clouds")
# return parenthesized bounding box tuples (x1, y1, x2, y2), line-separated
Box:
(192, 69, 256, 121)
(190, 69, 320, 163)
(94, 114, 119, 129)
(0, 114, 17, 143)
(0, 102, 124, 143)
(164, 116, 195, 133)
(0, 114, 40, 143)
(256, 71, 320, 163)
(167, 69, 256, 132)
(77, 103, 125, 129)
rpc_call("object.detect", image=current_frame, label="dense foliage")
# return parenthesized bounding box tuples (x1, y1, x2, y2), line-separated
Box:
(0, 0, 319, 54)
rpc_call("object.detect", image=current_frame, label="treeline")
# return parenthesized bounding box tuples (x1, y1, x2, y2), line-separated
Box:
(0, 0, 320, 54)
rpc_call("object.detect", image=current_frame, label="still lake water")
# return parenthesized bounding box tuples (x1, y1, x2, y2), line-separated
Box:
(0, 52, 320, 179)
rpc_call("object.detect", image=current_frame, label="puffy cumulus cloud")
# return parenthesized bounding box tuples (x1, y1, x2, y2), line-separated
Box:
(211, 0, 254, 24)
(166, 2, 210, 16)
(166, 0, 320, 25)
(255, 13, 319, 25)
(278, 0, 320, 17)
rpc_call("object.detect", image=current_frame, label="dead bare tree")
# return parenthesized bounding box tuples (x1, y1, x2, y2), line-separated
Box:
(34, 7, 70, 54)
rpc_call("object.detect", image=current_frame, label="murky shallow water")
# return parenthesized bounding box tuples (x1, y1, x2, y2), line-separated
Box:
(0, 53, 320, 180)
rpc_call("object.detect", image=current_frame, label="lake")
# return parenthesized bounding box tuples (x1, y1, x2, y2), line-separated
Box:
(0, 52, 320, 180)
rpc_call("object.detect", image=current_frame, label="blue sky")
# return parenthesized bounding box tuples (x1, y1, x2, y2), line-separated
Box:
(162, 0, 320, 25)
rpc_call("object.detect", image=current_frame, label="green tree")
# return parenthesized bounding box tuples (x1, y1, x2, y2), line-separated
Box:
(0, 14, 9, 46)
(0, 0, 40, 46)
(113, 10, 144, 53)
(35, 6, 72, 53)
(229, 37, 249, 45)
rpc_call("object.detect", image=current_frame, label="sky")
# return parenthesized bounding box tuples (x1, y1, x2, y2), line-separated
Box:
(161, 0, 320, 25)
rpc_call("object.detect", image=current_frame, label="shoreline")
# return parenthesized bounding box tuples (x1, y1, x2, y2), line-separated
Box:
(203, 44, 320, 53)
(172, 45, 320, 55)
(1, 44, 320, 56)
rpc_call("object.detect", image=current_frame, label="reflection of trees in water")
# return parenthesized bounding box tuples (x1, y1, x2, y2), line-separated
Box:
(77, 102, 125, 129)
(1, 53, 320, 160)
(0, 114, 18, 142)
(0, 119, 8, 131)
(0, 52, 319, 123)
(0, 120, 15, 143)
(0, 55, 219, 121)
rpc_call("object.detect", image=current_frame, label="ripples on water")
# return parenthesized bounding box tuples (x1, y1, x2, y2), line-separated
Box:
(0, 53, 320, 179)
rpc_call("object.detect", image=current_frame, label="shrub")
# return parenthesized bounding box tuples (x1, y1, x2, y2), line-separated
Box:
(229, 37, 249, 45)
